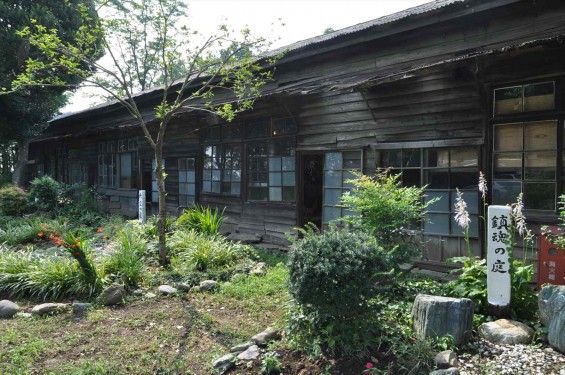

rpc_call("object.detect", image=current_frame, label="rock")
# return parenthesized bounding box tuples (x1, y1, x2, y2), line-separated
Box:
(434, 350, 458, 369)
(176, 282, 191, 292)
(237, 345, 260, 360)
(158, 285, 177, 295)
(412, 294, 474, 346)
(250, 262, 267, 276)
(100, 285, 126, 306)
(429, 368, 460, 375)
(0, 300, 20, 318)
(213, 353, 236, 373)
(478, 319, 534, 345)
(227, 232, 262, 244)
(71, 302, 92, 311)
(252, 327, 281, 346)
(132, 289, 144, 296)
(539, 285, 565, 353)
(199, 280, 218, 292)
(31, 303, 68, 316)
(145, 292, 157, 299)
(230, 341, 254, 352)
(17, 312, 32, 318)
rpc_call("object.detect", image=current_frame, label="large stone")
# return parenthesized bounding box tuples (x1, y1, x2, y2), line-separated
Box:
(412, 294, 473, 346)
(237, 345, 260, 360)
(71, 302, 92, 311)
(434, 350, 458, 369)
(230, 341, 254, 352)
(0, 300, 20, 318)
(100, 285, 126, 306)
(199, 280, 218, 292)
(31, 303, 68, 316)
(429, 368, 460, 375)
(158, 285, 177, 295)
(478, 319, 534, 345)
(539, 285, 565, 353)
(213, 353, 236, 373)
(250, 262, 267, 276)
(252, 327, 281, 347)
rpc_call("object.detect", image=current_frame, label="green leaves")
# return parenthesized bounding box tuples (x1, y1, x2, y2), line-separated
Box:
(340, 170, 434, 265)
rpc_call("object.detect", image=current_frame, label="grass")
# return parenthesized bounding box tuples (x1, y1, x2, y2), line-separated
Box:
(0, 259, 290, 374)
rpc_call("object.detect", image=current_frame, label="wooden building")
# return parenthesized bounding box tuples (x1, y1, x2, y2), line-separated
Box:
(28, 0, 565, 270)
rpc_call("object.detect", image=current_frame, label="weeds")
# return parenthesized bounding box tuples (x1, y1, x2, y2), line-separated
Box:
(104, 225, 147, 287)
(176, 204, 224, 235)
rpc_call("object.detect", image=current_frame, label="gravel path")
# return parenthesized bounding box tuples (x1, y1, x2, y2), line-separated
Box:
(458, 339, 565, 375)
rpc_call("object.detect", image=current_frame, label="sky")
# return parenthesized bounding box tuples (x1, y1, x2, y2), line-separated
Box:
(62, 0, 429, 113)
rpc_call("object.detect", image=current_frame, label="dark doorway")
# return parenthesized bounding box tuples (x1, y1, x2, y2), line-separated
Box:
(299, 153, 323, 229)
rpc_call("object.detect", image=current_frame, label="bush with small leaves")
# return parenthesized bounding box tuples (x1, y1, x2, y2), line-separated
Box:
(0, 185, 26, 216)
(288, 225, 389, 318)
(286, 225, 391, 356)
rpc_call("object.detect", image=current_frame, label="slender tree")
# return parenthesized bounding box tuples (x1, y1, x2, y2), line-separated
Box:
(8, 0, 279, 265)
(0, 0, 102, 185)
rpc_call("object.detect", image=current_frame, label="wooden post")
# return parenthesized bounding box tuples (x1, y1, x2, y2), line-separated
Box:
(487, 205, 511, 318)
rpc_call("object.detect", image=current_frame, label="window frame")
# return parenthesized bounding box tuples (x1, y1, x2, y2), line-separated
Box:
(244, 117, 297, 203)
(201, 123, 243, 197)
(178, 157, 197, 207)
(379, 147, 480, 238)
(489, 77, 564, 215)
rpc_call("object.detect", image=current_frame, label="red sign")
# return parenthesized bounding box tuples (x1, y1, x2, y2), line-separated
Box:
(538, 226, 565, 288)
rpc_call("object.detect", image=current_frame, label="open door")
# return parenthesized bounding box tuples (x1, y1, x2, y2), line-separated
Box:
(299, 153, 323, 229)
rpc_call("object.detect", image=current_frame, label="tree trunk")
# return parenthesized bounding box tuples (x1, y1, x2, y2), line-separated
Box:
(12, 139, 29, 187)
(155, 145, 169, 266)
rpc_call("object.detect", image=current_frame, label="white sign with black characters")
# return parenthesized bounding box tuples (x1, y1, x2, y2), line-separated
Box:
(138, 190, 146, 224)
(487, 205, 511, 306)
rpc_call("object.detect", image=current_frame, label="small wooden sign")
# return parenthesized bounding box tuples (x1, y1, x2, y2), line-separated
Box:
(138, 190, 146, 224)
(487, 205, 511, 310)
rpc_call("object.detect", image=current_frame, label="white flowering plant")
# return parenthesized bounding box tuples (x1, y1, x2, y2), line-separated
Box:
(447, 173, 537, 320)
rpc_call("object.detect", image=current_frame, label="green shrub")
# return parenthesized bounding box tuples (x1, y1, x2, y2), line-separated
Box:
(27, 176, 102, 222)
(28, 175, 60, 213)
(104, 225, 147, 287)
(176, 204, 224, 235)
(288, 226, 389, 317)
(340, 170, 435, 265)
(286, 226, 391, 355)
(0, 185, 26, 216)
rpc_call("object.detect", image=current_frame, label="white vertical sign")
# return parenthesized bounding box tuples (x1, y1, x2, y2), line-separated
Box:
(487, 205, 511, 306)
(138, 190, 147, 224)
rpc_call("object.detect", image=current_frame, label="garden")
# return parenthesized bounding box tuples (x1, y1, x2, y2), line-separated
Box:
(0, 174, 564, 374)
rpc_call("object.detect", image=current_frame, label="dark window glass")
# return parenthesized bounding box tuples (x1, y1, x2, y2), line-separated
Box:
(222, 123, 242, 140)
(203, 125, 221, 142)
(246, 119, 270, 138)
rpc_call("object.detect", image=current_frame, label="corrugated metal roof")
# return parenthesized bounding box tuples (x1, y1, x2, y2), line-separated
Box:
(269, 0, 468, 55)
(50, 0, 470, 123)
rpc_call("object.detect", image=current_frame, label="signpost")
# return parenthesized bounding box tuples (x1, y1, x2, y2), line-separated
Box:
(487, 205, 511, 317)
(138, 190, 146, 224)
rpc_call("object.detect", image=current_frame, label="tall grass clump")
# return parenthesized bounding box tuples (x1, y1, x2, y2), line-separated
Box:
(169, 229, 253, 272)
(0, 216, 49, 245)
(0, 251, 100, 300)
(104, 225, 147, 287)
(176, 204, 224, 235)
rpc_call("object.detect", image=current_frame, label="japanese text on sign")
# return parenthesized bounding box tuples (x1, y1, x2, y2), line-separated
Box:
(487, 206, 511, 306)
